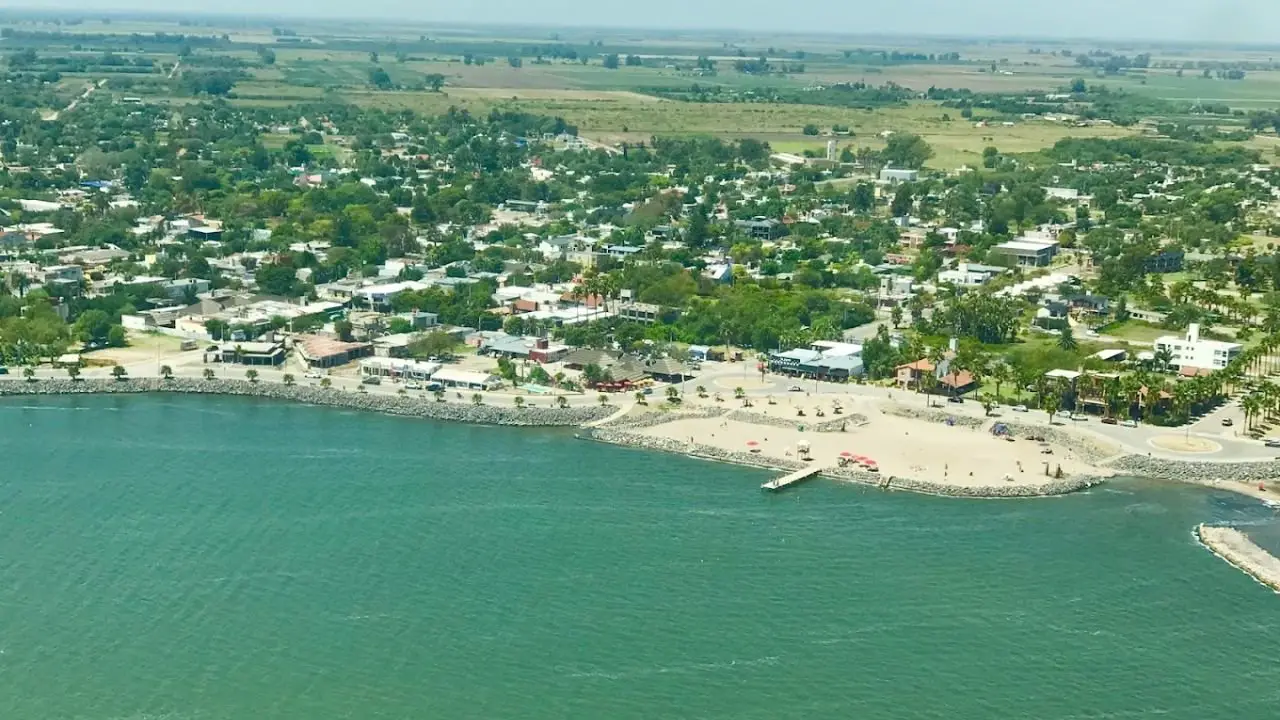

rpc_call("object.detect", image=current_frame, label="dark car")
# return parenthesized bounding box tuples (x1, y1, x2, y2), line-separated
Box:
(946, 396, 963, 404)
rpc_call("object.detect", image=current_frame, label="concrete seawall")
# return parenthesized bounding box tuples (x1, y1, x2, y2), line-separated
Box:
(0, 378, 614, 427)
(1197, 525, 1280, 593)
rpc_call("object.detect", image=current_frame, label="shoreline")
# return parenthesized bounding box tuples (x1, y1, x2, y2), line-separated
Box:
(584, 407, 1106, 499)
(6, 377, 1279, 505)
(0, 378, 613, 427)
(1196, 525, 1280, 594)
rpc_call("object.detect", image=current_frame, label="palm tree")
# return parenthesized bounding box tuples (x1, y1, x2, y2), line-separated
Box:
(733, 386, 745, 400)
(1043, 391, 1061, 425)
(203, 367, 216, 381)
(635, 391, 648, 405)
(159, 365, 173, 380)
(981, 394, 996, 417)
(598, 394, 609, 406)
(1058, 326, 1078, 352)
(1244, 393, 1263, 431)
(22, 366, 35, 382)
(666, 386, 681, 403)
(66, 365, 81, 381)
(433, 389, 446, 402)
(320, 377, 333, 389)
(556, 395, 569, 409)
(696, 384, 707, 398)
(471, 393, 484, 405)
(111, 365, 127, 381)
(245, 369, 259, 383)
(514, 396, 525, 408)
(1154, 346, 1174, 373)
(991, 362, 1010, 403)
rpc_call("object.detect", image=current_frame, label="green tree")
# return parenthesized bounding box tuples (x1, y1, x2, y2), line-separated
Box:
(66, 365, 81, 381)
(471, 393, 484, 405)
(203, 368, 216, 380)
(160, 365, 173, 380)
(246, 369, 259, 383)
(1043, 390, 1061, 424)
(72, 310, 112, 345)
(882, 133, 934, 169)
(1057, 326, 1078, 351)
(111, 365, 127, 381)
(283, 373, 296, 386)
(22, 366, 36, 382)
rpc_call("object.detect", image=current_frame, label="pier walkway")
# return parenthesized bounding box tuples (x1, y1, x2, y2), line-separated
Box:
(762, 466, 827, 492)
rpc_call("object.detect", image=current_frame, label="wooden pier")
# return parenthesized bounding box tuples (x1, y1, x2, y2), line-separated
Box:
(761, 466, 825, 492)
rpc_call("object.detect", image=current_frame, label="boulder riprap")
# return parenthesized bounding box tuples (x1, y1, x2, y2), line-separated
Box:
(0, 378, 613, 427)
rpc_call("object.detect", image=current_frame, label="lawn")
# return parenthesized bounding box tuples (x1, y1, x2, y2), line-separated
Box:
(1100, 319, 1168, 344)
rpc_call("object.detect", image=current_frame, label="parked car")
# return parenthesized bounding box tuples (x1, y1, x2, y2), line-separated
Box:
(405, 382, 423, 390)
(1101, 417, 1118, 425)
(361, 376, 381, 385)
(1221, 418, 1234, 427)
(788, 385, 803, 392)
(0, 365, 8, 375)
(946, 396, 963, 404)
(304, 371, 323, 379)
(1265, 438, 1280, 448)
(1012, 405, 1029, 413)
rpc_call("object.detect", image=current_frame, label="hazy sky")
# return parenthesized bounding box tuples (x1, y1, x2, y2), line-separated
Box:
(8, 0, 1280, 43)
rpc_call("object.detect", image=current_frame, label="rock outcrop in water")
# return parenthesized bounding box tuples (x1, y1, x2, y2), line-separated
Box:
(0, 378, 613, 427)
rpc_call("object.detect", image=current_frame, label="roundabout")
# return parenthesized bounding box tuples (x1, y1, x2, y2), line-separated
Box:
(1147, 435, 1223, 455)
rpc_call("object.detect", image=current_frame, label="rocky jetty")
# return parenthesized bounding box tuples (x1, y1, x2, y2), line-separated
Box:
(0, 378, 613, 427)
(724, 409, 868, 432)
(997, 421, 1122, 464)
(1197, 525, 1280, 593)
(880, 404, 986, 428)
(1108, 454, 1280, 484)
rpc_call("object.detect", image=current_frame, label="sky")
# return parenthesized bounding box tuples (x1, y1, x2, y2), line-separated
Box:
(6, 0, 1280, 43)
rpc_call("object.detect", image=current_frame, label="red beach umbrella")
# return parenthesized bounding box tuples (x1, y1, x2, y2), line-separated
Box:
(839, 451, 854, 457)
(746, 440, 759, 447)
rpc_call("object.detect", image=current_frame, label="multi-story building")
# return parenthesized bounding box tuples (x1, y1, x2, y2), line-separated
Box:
(1154, 323, 1242, 371)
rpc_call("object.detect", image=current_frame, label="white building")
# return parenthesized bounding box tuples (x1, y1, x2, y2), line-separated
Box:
(1154, 323, 1242, 371)
(938, 262, 997, 287)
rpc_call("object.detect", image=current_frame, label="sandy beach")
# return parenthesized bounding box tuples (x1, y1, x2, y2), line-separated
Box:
(635, 402, 1105, 492)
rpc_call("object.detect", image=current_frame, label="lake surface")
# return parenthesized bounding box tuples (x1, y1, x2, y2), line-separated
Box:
(1, 394, 1279, 720)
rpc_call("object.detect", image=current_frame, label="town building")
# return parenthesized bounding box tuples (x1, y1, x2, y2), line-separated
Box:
(991, 238, 1059, 267)
(879, 168, 920, 184)
(214, 342, 285, 366)
(297, 335, 373, 369)
(734, 217, 784, 240)
(1154, 323, 1242, 371)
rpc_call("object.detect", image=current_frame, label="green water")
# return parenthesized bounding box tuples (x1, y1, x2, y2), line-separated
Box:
(2, 395, 1280, 720)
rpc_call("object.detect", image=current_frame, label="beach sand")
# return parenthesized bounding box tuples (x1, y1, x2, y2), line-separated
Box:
(637, 408, 1102, 491)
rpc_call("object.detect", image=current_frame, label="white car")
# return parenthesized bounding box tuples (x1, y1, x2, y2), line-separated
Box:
(405, 382, 423, 390)
(1265, 438, 1280, 448)
(304, 372, 323, 380)
(1012, 404, 1029, 412)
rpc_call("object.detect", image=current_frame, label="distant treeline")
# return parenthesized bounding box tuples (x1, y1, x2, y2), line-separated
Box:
(655, 82, 913, 109)
(0, 28, 228, 48)
(840, 49, 962, 65)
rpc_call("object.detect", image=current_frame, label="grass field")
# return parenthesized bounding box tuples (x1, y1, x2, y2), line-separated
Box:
(343, 90, 1130, 169)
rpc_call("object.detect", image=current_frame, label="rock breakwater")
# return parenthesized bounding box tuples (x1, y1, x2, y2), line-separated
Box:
(1197, 524, 1280, 593)
(0, 378, 613, 427)
(1108, 454, 1280, 484)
